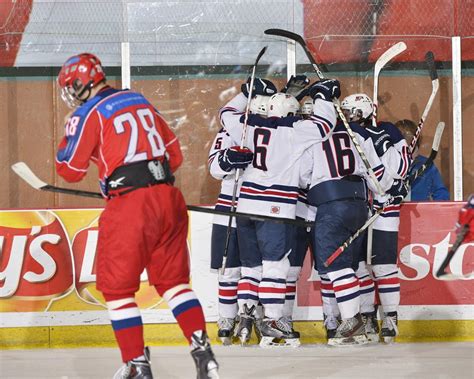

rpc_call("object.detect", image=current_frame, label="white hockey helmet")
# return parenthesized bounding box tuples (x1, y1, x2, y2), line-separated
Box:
(250, 95, 270, 116)
(267, 93, 300, 118)
(340, 93, 374, 122)
(299, 98, 313, 118)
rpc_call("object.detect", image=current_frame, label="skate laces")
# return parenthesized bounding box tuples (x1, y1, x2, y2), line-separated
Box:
(191, 330, 211, 351)
(217, 317, 235, 330)
(275, 317, 293, 333)
(338, 316, 359, 334)
(382, 314, 399, 333)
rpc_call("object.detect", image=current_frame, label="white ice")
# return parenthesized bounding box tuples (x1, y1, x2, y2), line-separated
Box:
(0, 342, 473, 378)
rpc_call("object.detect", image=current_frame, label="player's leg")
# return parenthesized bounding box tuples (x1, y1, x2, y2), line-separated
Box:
(314, 200, 369, 346)
(371, 213, 401, 343)
(257, 221, 300, 347)
(210, 223, 241, 344)
(148, 186, 218, 378)
(96, 196, 154, 378)
(234, 217, 262, 344)
(355, 233, 379, 342)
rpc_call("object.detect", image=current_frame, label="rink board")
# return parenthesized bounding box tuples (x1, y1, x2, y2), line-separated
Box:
(0, 203, 473, 348)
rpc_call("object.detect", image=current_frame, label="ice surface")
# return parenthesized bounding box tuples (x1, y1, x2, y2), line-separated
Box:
(1, 342, 472, 378)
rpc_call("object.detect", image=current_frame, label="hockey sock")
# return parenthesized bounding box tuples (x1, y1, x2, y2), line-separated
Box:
(218, 267, 240, 319)
(327, 268, 361, 320)
(260, 259, 290, 319)
(319, 275, 340, 324)
(237, 266, 262, 313)
(372, 264, 400, 313)
(356, 261, 376, 314)
(159, 284, 206, 343)
(104, 294, 144, 362)
(282, 266, 302, 318)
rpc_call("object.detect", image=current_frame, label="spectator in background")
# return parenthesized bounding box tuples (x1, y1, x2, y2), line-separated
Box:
(395, 119, 450, 201)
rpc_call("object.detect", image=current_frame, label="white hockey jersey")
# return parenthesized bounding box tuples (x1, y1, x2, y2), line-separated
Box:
(208, 128, 242, 227)
(219, 93, 337, 219)
(305, 120, 396, 206)
(372, 121, 412, 230)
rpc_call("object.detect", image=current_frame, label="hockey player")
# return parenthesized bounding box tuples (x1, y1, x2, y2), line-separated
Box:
(341, 93, 412, 343)
(207, 97, 267, 344)
(219, 77, 340, 347)
(55, 53, 219, 379)
(299, 87, 401, 346)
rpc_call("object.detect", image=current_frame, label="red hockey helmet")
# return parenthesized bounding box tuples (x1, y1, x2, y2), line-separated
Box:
(57, 53, 106, 108)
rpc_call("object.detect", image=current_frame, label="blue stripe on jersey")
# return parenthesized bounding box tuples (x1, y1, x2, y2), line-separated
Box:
(56, 87, 118, 163)
(97, 91, 151, 119)
(239, 193, 297, 204)
(261, 277, 286, 284)
(219, 299, 238, 304)
(172, 299, 201, 318)
(322, 293, 336, 298)
(242, 114, 301, 129)
(237, 294, 259, 301)
(219, 281, 238, 287)
(111, 316, 142, 331)
(380, 212, 400, 218)
(242, 181, 299, 193)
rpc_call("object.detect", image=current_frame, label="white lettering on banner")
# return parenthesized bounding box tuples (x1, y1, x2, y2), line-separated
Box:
(0, 235, 28, 297)
(399, 243, 431, 281)
(78, 229, 148, 283)
(79, 230, 98, 283)
(399, 233, 473, 281)
(23, 234, 59, 283)
(0, 229, 60, 297)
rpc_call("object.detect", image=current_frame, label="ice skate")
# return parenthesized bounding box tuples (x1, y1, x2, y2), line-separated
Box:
(323, 314, 340, 345)
(381, 311, 398, 343)
(328, 313, 368, 346)
(217, 317, 235, 345)
(361, 311, 380, 343)
(258, 318, 301, 348)
(190, 331, 219, 379)
(113, 347, 153, 379)
(234, 305, 256, 346)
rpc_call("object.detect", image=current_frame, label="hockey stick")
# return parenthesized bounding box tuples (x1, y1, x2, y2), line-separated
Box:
(12, 162, 104, 198)
(372, 42, 407, 127)
(409, 51, 439, 155)
(12, 161, 311, 226)
(220, 46, 267, 274)
(324, 121, 445, 268)
(264, 28, 384, 194)
(435, 225, 472, 280)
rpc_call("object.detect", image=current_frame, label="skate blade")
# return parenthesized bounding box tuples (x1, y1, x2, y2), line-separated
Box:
(206, 366, 219, 379)
(219, 337, 232, 346)
(366, 333, 380, 343)
(328, 334, 369, 347)
(259, 337, 301, 348)
(238, 330, 251, 346)
(383, 336, 396, 344)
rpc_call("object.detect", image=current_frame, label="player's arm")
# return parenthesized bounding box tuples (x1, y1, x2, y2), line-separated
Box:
(154, 111, 183, 172)
(55, 110, 100, 182)
(365, 122, 411, 180)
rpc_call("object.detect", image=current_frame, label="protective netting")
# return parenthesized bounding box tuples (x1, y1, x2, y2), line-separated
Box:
(1, 0, 472, 67)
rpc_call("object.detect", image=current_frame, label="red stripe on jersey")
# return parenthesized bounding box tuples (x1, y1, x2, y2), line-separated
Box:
(377, 277, 400, 285)
(240, 187, 298, 199)
(219, 289, 238, 297)
(333, 279, 359, 292)
(258, 286, 287, 294)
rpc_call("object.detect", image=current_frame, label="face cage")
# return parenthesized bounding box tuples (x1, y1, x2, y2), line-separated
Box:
(60, 83, 93, 109)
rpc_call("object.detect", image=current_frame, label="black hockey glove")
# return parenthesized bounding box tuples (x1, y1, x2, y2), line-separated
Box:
(218, 146, 254, 172)
(241, 77, 277, 98)
(281, 75, 310, 100)
(365, 126, 394, 157)
(388, 179, 408, 205)
(307, 79, 341, 101)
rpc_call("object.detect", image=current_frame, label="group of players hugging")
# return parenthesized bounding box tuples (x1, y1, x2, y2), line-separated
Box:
(207, 75, 412, 347)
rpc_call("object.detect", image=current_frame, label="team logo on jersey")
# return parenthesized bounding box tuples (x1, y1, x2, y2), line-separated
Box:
(270, 206, 280, 214)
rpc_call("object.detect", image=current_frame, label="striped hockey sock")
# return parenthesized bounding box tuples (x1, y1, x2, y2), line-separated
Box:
(356, 261, 376, 314)
(218, 267, 240, 319)
(237, 266, 262, 312)
(105, 295, 144, 362)
(372, 264, 400, 313)
(162, 284, 206, 343)
(327, 268, 361, 319)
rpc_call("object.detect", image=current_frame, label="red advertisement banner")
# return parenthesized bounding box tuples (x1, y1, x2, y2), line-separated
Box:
(297, 202, 474, 307)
